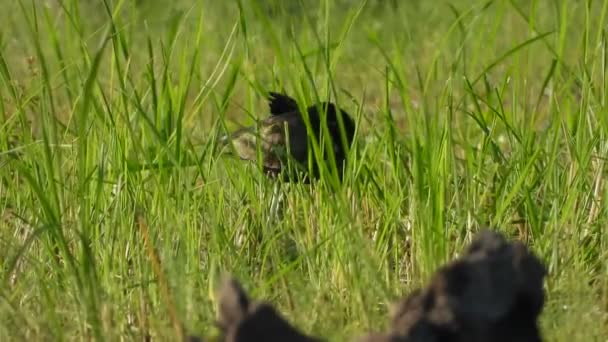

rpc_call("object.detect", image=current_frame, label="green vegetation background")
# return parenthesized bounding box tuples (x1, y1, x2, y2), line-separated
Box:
(0, 0, 607, 340)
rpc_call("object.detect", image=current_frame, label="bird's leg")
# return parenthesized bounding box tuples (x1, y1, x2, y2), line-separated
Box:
(268, 180, 286, 222)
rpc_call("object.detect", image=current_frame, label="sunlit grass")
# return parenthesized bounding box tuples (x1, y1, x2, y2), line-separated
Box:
(1, 0, 607, 340)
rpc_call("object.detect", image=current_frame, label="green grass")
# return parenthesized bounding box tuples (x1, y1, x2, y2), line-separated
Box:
(1, 0, 607, 340)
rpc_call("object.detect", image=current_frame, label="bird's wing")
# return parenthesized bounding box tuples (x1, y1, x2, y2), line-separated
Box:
(268, 92, 299, 115)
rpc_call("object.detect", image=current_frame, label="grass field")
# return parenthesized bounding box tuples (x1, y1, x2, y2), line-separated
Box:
(1, 0, 607, 340)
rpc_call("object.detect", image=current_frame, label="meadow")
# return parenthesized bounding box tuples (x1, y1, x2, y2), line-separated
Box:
(1, 0, 607, 340)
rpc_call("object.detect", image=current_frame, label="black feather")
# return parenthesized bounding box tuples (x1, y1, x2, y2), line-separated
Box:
(268, 92, 299, 115)
(221, 91, 356, 183)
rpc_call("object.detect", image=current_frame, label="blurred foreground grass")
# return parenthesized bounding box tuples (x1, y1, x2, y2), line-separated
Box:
(0, 0, 607, 340)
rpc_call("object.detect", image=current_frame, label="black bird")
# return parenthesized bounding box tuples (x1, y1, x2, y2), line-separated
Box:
(219, 92, 356, 182)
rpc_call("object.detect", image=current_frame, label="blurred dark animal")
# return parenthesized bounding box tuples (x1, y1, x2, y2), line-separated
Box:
(187, 229, 547, 342)
(360, 229, 547, 342)
(215, 276, 321, 342)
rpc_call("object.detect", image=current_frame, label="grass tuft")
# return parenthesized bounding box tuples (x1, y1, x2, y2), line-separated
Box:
(1, 0, 607, 340)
